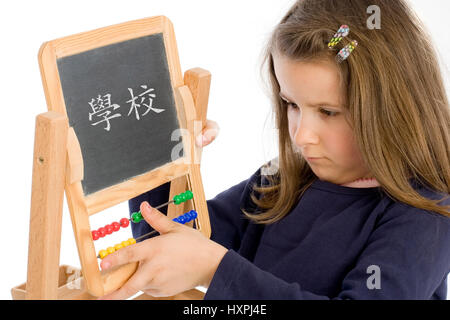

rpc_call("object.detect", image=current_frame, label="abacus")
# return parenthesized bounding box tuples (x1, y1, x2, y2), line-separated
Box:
(12, 16, 212, 300)
(92, 190, 196, 259)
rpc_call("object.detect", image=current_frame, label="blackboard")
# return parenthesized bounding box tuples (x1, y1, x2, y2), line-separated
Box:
(57, 33, 183, 196)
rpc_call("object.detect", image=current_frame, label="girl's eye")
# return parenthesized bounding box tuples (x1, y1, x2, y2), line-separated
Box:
(283, 99, 339, 117)
(281, 99, 298, 109)
(286, 102, 298, 109)
(319, 108, 339, 117)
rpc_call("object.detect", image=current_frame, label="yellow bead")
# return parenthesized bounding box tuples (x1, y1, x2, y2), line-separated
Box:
(122, 240, 130, 247)
(107, 247, 115, 254)
(99, 250, 108, 259)
(128, 238, 136, 245)
(114, 243, 124, 251)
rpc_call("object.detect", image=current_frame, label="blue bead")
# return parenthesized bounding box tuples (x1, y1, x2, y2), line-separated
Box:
(172, 217, 179, 223)
(178, 215, 186, 224)
(184, 212, 192, 222)
(190, 210, 197, 219)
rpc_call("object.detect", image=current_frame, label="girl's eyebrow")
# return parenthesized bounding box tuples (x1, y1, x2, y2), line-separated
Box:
(279, 92, 340, 108)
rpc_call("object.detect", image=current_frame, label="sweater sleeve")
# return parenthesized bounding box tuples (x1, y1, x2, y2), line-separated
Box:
(204, 205, 450, 300)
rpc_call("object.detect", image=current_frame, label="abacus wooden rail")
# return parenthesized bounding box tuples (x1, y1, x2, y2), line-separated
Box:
(12, 16, 212, 300)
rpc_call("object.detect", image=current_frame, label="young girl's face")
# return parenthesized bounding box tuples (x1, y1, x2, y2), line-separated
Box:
(273, 53, 372, 184)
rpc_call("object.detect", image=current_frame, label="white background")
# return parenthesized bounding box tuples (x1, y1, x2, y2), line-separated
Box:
(0, 0, 448, 300)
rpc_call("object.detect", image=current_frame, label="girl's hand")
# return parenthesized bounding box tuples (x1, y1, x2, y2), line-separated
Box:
(98, 201, 228, 300)
(195, 119, 220, 148)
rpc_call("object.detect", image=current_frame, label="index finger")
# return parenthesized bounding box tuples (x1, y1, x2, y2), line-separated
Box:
(100, 240, 150, 271)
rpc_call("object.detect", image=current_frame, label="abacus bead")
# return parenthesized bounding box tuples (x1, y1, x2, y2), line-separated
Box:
(122, 240, 131, 247)
(114, 243, 124, 251)
(120, 218, 129, 228)
(190, 210, 198, 219)
(179, 193, 187, 203)
(112, 222, 120, 232)
(98, 227, 106, 237)
(178, 215, 186, 224)
(107, 247, 115, 254)
(131, 212, 143, 223)
(185, 190, 193, 200)
(173, 195, 181, 205)
(184, 212, 192, 222)
(172, 217, 179, 223)
(92, 230, 100, 241)
(128, 238, 136, 245)
(99, 250, 108, 259)
(105, 224, 114, 235)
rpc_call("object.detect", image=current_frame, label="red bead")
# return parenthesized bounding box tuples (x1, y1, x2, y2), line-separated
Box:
(120, 218, 130, 228)
(98, 227, 106, 237)
(91, 230, 99, 241)
(105, 224, 114, 235)
(112, 222, 120, 232)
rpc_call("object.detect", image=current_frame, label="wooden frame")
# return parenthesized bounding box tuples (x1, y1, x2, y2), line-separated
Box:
(31, 16, 211, 297)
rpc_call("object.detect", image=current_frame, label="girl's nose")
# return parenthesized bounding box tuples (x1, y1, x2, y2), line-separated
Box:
(293, 114, 320, 147)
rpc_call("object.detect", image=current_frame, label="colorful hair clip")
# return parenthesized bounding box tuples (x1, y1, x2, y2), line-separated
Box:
(328, 25, 350, 49)
(336, 40, 358, 63)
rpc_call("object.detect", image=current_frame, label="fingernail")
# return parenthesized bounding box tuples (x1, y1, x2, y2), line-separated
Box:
(102, 261, 111, 270)
(145, 202, 151, 211)
(202, 135, 210, 144)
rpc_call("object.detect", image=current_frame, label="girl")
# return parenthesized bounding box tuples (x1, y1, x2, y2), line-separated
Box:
(100, 0, 450, 299)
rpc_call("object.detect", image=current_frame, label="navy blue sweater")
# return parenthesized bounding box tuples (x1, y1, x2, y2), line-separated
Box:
(128, 165, 450, 299)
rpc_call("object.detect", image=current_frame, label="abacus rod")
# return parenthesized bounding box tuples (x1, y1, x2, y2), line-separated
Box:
(126, 213, 199, 243)
(135, 229, 159, 242)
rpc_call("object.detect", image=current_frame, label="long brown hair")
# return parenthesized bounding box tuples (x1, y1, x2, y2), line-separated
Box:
(243, 0, 450, 223)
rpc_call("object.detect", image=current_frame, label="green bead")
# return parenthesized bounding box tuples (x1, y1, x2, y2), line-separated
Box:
(185, 190, 193, 200)
(131, 211, 143, 223)
(173, 195, 182, 205)
(179, 193, 187, 202)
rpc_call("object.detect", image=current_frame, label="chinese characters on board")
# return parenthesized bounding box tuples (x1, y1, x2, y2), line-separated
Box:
(88, 84, 166, 131)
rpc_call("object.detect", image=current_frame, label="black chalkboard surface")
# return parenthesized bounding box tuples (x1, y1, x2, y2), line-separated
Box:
(57, 33, 182, 196)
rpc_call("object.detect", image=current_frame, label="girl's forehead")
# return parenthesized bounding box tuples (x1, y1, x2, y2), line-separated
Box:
(273, 54, 346, 107)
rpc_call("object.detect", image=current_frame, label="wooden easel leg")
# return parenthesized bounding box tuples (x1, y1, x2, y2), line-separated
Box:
(24, 111, 68, 299)
(184, 67, 211, 165)
(183, 68, 211, 129)
(168, 68, 211, 229)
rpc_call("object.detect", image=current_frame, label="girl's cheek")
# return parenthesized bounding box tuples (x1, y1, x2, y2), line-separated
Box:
(322, 126, 352, 162)
(337, 132, 363, 166)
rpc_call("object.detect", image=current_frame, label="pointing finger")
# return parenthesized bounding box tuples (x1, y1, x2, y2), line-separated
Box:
(140, 201, 179, 235)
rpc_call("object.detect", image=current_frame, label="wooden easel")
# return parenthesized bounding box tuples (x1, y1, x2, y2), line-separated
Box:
(11, 17, 213, 299)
